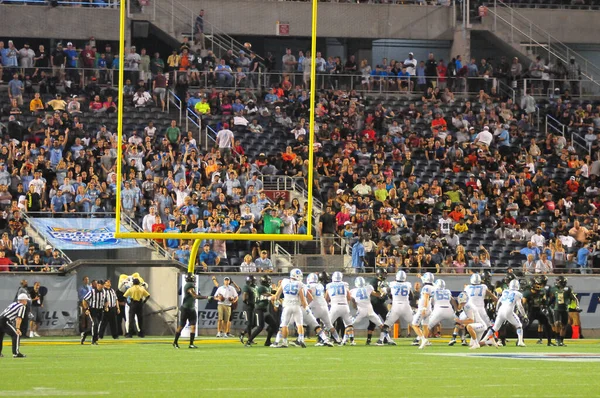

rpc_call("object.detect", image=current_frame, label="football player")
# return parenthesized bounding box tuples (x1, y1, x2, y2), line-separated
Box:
(522, 276, 555, 346)
(239, 275, 258, 344)
(173, 274, 211, 349)
(427, 279, 456, 343)
(246, 275, 278, 347)
(365, 268, 389, 345)
(380, 271, 413, 346)
(548, 276, 578, 346)
(271, 268, 308, 348)
(350, 277, 385, 345)
(464, 273, 498, 337)
(454, 292, 490, 350)
(482, 279, 527, 347)
(411, 272, 435, 349)
(306, 273, 341, 344)
(326, 271, 354, 345)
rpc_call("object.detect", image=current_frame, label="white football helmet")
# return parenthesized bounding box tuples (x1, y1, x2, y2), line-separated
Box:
(395, 270, 407, 282)
(332, 271, 343, 282)
(470, 273, 482, 285)
(421, 272, 435, 284)
(355, 277, 366, 288)
(509, 279, 520, 291)
(457, 291, 469, 304)
(435, 279, 446, 290)
(290, 268, 303, 281)
(307, 273, 318, 284)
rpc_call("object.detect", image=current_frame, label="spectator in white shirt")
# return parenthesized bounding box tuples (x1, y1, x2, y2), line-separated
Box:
(240, 254, 256, 272)
(142, 206, 158, 232)
(474, 126, 493, 148)
(215, 277, 238, 337)
(216, 123, 234, 161)
(530, 227, 546, 248)
(133, 88, 153, 108)
(535, 253, 553, 274)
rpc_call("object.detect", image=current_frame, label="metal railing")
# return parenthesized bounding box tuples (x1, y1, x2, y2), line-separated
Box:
(1, 0, 119, 5)
(20, 212, 72, 263)
(488, 0, 600, 87)
(545, 114, 591, 157)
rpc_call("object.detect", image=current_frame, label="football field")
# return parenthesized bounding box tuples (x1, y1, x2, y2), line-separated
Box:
(1, 337, 599, 397)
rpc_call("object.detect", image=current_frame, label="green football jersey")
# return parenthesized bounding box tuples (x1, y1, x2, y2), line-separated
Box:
(255, 285, 270, 310)
(181, 282, 196, 310)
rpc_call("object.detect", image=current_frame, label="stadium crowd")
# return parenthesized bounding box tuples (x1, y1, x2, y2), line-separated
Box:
(0, 37, 599, 275)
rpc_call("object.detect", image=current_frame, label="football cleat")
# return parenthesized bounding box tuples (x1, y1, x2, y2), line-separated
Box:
(411, 338, 420, 346)
(188, 345, 198, 349)
(244, 341, 253, 348)
(461, 340, 468, 346)
(365, 340, 372, 346)
(216, 332, 222, 338)
(517, 342, 526, 347)
(376, 340, 385, 346)
(0, 353, 3, 357)
(173, 343, 179, 349)
(448, 338, 457, 346)
(299, 341, 307, 348)
(387, 340, 397, 346)
(226, 333, 234, 338)
(536, 339, 543, 345)
(239, 333, 245, 344)
(13, 353, 25, 358)
(547, 342, 557, 347)
(80, 332, 86, 345)
(348, 341, 356, 346)
(324, 340, 334, 347)
(491, 338, 499, 349)
(264, 341, 272, 347)
(558, 341, 566, 347)
(314, 342, 324, 347)
(91, 342, 98, 346)
(418, 338, 429, 350)
(469, 342, 481, 350)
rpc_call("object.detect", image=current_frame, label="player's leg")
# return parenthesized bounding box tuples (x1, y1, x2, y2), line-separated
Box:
(505, 311, 524, 346)
(305, 308, 331, 346)
(274, 307, 291, 347)
(482, 311, 506, 345)
(314, 306, 340, 343)
(187, 309, 198, 348)
(342, 310, 355, 345)
(558, 311, 568, 346)
(292, 308, 306, 347)
(264, 313, 278, 346)
(0, 326, 4, 356)
(6, 322, 21, 356)
(173, 309, 187, 348)
(247, 309, 265, 346)
(381, 308, 399, 345)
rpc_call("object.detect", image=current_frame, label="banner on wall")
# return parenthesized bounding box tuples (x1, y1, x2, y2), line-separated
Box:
(195, 274, 600, 329)
(28, 218, 143, 250)
(0, 275, 79, 331)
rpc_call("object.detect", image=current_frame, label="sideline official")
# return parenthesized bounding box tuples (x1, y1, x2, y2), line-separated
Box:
(81, 280, 107, 345)
(124, 278, 150, 338)
(0, 294, 29, 358)
(99, 280, 120, 340)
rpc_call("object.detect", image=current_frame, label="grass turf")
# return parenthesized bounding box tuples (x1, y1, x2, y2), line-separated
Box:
(1, 337, 599, 397)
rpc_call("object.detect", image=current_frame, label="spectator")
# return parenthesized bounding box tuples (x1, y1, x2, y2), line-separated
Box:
(215, 276, 238, 338)
(254, 250, 273, 272)
(199, 243, 220, 271)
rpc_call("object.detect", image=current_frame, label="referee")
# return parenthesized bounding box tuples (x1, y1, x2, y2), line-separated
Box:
(124, 278, 150, 338)
(0, 294, 29, 358)
(99, 280, 120, 340)
(81, 280, 107, 345)
(173, 274, 211, 349)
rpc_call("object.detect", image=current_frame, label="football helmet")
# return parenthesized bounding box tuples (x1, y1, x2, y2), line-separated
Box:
(246, 275, 257, 286)
(376, 267, 388, 281)
(457, 291, 469, 304)
(290, 268, 303, 281)
(508, 279, 520, 291)
(319, 271, 330, 284)
(355, 277, 366, 288)
(260, 275, 272, 287)
(395, 270, 407, 282)
(435, 279, 446, 290)
(555, 276, 568, 288)
(470, 273, 482, 285)
(332, 271, 343, 283)
(482, 270, 492, 283)
(185, 273, 195, 283)
(307, 273, 319, 284)
(421, 272, 435, 284)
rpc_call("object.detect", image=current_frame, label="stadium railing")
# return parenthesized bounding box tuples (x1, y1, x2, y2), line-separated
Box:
(0, 0, 119, 5)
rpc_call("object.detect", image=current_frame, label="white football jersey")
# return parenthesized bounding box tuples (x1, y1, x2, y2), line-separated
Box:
(281, 278, 304, 306)
(389, 281, 412, 305)
(350, 285, 374, 310)
(326, 281, 350, 305)
(418, 284, 435, 309)
(465, 284, 489, 308)
(432, 288, 452, 309)
(306, 282, 327, 308)
(499, 289, 523, 312)
(461, 302, 485, 324)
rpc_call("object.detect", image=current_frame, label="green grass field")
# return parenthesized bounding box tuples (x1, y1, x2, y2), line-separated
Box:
(1, 337, 599, 397)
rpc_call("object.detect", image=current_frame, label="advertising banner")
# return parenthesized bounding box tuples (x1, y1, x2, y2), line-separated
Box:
(28, 218, 143, 250)
(195, 274, 600, 329)
(0, 275, 79, 332)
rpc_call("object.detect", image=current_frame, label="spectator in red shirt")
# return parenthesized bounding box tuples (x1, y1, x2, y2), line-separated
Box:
(89, 95, 103, 112)
(0, 249, 14, 272)
(335, 207, 351, 232)
(376, 214, 393, 235)
(566, 176, 579, 194)
(449, 205, 465, 222)
(431, 113, 447, 131)
(437, 60, 447, 89)
(360, 124, 376, 142)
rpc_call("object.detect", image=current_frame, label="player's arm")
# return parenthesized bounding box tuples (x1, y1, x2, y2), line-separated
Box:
(370, 290, 382, 298)
(485, 289, 498, 303)
(299, 288, 308, 309)
(516, 297, 526, 317)
(189, 288, 209, 300)
(422, 292, 430, 314)
(324, 289, 330, 303)
(305, 289, 314, 304)
(272, 285, 284, 302)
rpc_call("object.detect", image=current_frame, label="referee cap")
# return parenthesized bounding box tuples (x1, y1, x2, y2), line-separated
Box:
(17, 293, 30, 301)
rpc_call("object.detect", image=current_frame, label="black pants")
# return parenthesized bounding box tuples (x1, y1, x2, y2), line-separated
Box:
(99, 307, 119, 339)
(0, 318, 21, 355)
(19, 304, 30, 336)
(242, 306, 255, 336)
(368, 302, 389, 332)
(248, 308, 277, 343)
(528, 307, 552, 341)
(128, 301, 144, 336)
(83, 309, 103, 343)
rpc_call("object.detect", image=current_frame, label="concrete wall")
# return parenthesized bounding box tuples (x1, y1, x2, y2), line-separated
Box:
(175, 0, 454, 40)
(0, 5, 119, 41)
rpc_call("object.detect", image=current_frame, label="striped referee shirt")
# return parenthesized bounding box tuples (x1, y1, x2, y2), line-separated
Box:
(83, 289, 106, 309)
(0, 302, 26, 322)
(104, 288, 118, 308)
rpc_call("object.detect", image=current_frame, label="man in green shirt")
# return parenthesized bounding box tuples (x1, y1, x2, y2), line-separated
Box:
(166, 120, 181, 146)
(173, 274, 211, 349)
(262, 207, 282, 234)
(246, 275, 278, 347)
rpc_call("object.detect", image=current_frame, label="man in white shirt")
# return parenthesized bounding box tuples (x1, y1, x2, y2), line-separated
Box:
(403, 52, 417, 76)
(438, 211, 454, 235)
(352, 177, 372, 196)
(141, 206, 158, 232)
(216, 123, 234, 162)
(215, 277, 238, 337)
(530, 227, 545, 248)
(291, 123, 306, 140)
(474, 126, 493, 149)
